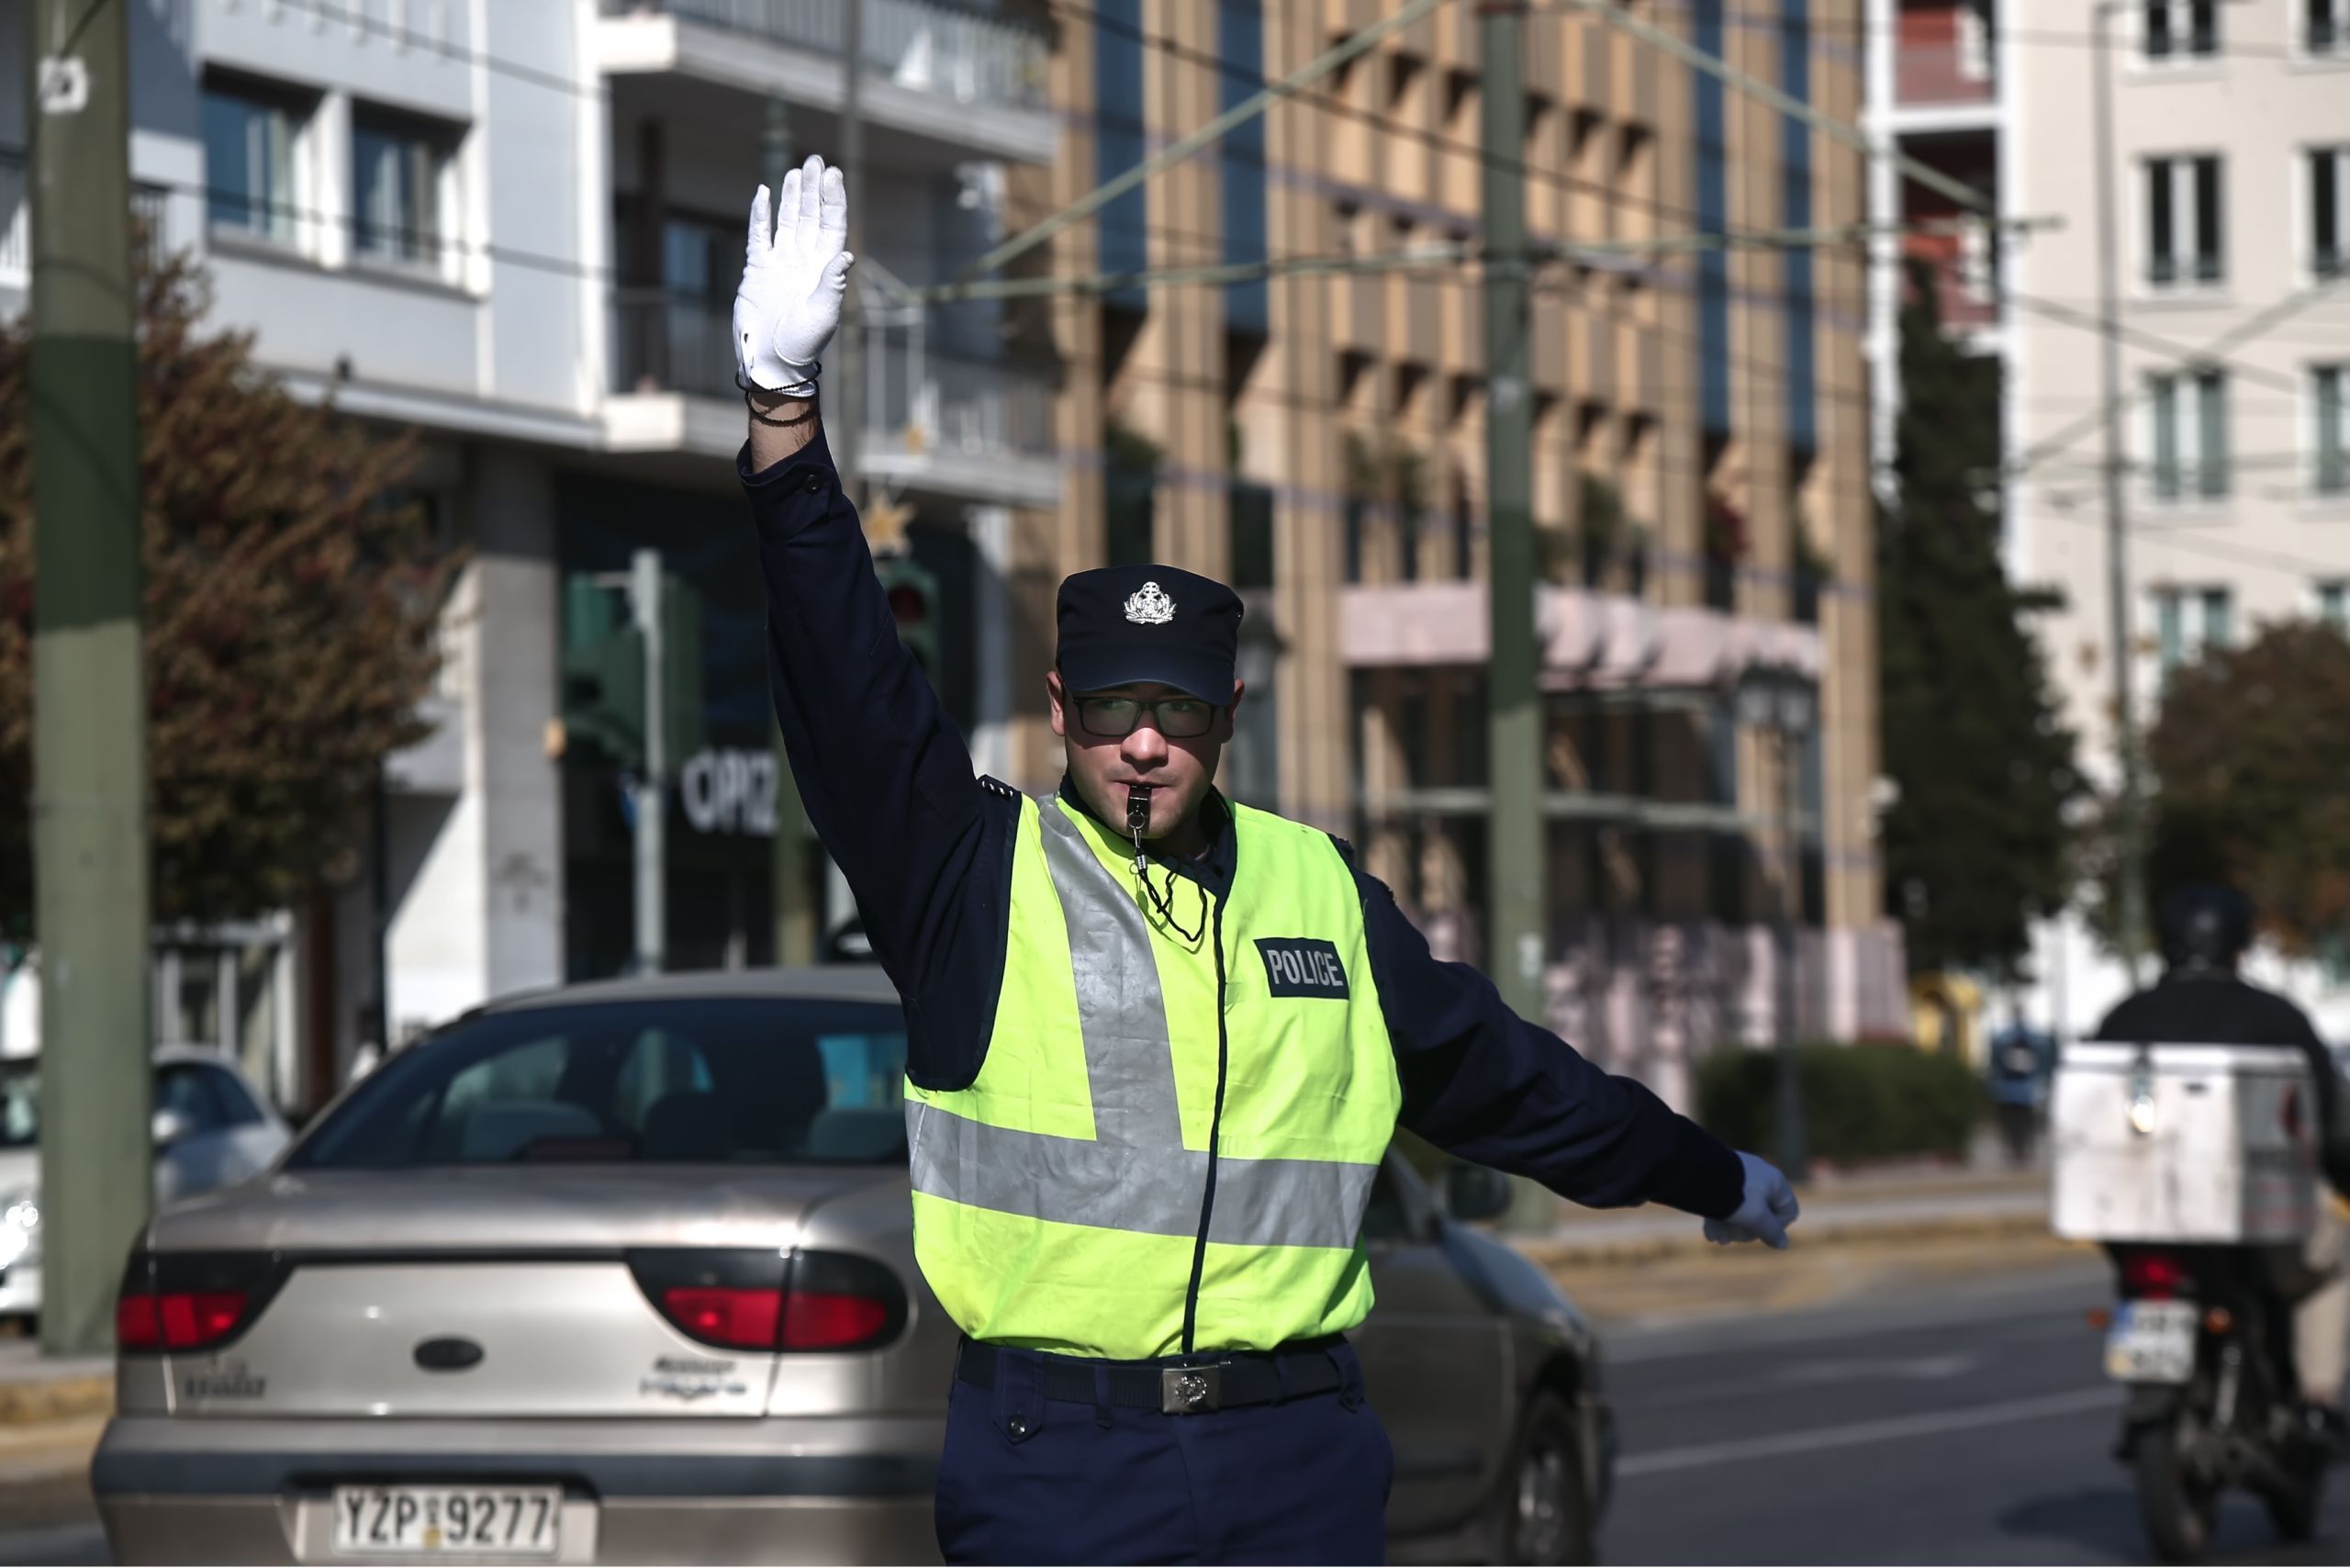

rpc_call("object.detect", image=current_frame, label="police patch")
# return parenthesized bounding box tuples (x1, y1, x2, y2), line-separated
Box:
(1255, 937, 1349, 999)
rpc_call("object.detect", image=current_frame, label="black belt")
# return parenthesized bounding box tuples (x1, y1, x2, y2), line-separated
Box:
(956, 1338, 1346, 1416)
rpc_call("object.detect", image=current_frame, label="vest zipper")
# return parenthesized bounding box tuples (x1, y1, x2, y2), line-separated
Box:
(1178, 890, 1230, 1355)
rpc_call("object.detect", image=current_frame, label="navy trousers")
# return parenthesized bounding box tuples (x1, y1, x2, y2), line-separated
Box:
(933, 1339, 1395, 1565)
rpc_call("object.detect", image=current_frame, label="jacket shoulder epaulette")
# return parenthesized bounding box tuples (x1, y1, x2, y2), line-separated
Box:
(979, 775, 1023, 802)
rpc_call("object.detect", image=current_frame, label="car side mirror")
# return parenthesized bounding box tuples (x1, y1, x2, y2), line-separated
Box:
(1439, 1162, 1514, 1224)
(151, 1108, 195, 1149)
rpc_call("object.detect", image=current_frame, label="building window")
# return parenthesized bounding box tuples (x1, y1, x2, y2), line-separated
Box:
(2316, 580, 2347, 630)
(2148, 368, 2229, 500)
(2311, 148, 2346, 280)
(2143, 0, 2219, 59)
(202, 77, 307, 243)
(2146, 154, 2223, 286)
(2305, 0, 2348, 56)
(352, 106, 454, 269)
(2152, 585, 2232, 675)
(2315, 364, 2348, 495)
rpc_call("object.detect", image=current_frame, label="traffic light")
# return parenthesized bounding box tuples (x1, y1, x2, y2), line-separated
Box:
(560, 569, 706, 767)
(875, 556, 940, 680)
(562, 574, 644, 765)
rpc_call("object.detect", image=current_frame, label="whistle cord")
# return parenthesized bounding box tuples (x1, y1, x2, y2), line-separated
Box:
(1130, 825, 1208, 946)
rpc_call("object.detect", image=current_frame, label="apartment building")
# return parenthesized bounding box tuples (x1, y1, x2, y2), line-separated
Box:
(1029, 0, 1903, 1106)
(2004, 0, 2350, 1035)
(0, 0, 1055, 1107)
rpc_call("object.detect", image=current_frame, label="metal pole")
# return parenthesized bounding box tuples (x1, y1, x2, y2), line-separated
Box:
(2093, 3, 2146, 985)
(29, 0, 152, 1358)
(761, 100, 814, 969)
(1774, 711, 1808, 1181)
(1483, 1, 1543, 1025)
(834, 0, 865, 505)
(631, 551, 666, 974)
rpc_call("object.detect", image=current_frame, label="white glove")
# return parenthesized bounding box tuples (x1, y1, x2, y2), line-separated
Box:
(1703, 1151, 1800, 1249)
(735, 154, 854, 395)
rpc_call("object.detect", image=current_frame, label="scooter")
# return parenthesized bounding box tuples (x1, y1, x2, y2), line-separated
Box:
(2098, 1242, 2329, 1563)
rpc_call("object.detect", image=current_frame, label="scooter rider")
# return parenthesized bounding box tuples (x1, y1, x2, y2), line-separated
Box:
(2093, 883, 2350, 1443)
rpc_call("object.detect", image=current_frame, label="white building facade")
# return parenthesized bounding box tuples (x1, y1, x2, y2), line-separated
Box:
(0, 0, 1055, 1107)
(2003, 0, 2350, 1037)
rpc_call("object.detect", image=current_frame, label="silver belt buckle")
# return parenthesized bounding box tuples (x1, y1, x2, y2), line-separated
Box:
(1160, 1364, 1223, 1415)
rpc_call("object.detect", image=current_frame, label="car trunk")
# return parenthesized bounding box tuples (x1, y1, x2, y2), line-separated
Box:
(144, 1165, 890, 1419)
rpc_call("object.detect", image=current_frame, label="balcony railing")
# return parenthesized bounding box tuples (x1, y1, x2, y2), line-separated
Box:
(0, 148, 171, 281)
(603, 0, 1049, 110)
(610, 286, 1055, 469)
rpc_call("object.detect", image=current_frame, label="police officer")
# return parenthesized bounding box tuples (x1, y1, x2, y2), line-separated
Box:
(736, 158, 1799, 1565)
(2093, 884, 2350, 1445)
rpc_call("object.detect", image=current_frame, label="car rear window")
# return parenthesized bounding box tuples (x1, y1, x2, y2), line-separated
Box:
(287, 998, 910, 1170)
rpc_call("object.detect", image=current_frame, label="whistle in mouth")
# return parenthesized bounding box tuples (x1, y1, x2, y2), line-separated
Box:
(1125, 784, 1152, 836)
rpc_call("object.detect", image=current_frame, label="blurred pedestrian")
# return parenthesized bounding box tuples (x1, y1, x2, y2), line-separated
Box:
(732, 156, 1801, 1565)
(1986, 1010, 2051, 1167)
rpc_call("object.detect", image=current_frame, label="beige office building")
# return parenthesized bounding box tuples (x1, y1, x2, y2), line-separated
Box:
(994, 1, 1906, 1105)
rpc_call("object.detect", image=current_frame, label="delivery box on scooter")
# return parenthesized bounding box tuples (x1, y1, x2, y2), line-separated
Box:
(2050, 1042, 2321, 1244)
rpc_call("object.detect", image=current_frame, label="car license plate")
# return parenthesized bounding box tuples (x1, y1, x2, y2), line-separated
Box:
(332, 1486, 561, 1557)
(2105, 1300, 2199, 1384)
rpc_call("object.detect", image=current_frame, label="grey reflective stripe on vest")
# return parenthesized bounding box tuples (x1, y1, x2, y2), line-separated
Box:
(905, 798, 1377, 1251)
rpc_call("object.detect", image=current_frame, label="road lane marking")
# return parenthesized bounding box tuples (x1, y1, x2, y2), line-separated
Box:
(1617, 1386, 2120, 1477)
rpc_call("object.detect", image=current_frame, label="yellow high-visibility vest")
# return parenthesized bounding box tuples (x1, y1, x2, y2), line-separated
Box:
(905, 793, 1401, 1360)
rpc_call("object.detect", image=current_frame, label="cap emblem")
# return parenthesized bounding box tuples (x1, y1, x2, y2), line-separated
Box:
(1124, 581, 1178, 625)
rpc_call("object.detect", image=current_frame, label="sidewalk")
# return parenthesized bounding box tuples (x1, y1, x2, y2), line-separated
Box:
(0, 1337, 111, 1529)
(1528, 1166, 2052, 1267)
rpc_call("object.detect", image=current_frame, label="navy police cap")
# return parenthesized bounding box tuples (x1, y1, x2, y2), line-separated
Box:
(1056, 566, 1241, 703)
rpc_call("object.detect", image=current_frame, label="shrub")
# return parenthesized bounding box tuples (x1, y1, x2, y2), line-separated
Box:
(1695, 1042, 1987, 1166)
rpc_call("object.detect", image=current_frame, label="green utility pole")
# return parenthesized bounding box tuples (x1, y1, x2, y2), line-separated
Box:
(1482, 1, 1543, 1025)
(29, 0, 152, 1357)
(762, 98, 815, 969)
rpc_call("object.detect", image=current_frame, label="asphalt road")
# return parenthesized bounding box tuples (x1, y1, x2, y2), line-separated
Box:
(1601, 1259, 2350, 1565)
(4, 1258, 2344, 1566)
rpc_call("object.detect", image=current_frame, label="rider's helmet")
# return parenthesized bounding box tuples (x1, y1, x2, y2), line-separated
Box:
(2154, 882, 2254, 973)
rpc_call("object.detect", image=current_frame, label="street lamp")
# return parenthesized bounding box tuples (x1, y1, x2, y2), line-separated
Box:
(1740, 666, 1818, 1183)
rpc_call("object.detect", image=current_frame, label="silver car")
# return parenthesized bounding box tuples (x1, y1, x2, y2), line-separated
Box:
(94, 970, 1614, 1565)
(0, 1045, 292, 1322)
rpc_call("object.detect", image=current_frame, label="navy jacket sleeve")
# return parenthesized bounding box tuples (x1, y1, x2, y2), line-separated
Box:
(742, 430, 1009, 1091)
(1344, 857, 1745, 1220)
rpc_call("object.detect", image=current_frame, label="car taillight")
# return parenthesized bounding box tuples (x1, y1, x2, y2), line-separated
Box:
(780, 1250, 906, 1353)
(784, 1290, 890, 1350)
(116, 1252, 282, 1354)
(662, 1287, 784, 1351)
(630, 1248, 906, 1354)
(2121, 1251, 2192, 1301)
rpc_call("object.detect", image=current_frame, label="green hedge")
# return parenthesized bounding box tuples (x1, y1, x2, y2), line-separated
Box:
(1695, 1042, 1988, 1166)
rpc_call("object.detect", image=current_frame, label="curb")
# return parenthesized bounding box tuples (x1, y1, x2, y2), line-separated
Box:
(0, 1375, 112, 1429)
(1519, 1205, 2060, 1271)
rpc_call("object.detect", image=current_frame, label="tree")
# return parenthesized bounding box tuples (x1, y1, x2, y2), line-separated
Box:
(1878, 263, 2078, 978)
(2136, 622, 2350, 956)
(0, 248, 453, 936)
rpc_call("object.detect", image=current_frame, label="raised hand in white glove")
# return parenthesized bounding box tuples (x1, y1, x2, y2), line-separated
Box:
(735, 154, 854, 395)
(1703, 1151, 1800, 1249)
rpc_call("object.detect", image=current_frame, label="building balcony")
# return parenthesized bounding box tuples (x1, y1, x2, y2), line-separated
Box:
(1894, 41, 1997, 111)
(603, 286, 1059, 510)
(1339, 579, 1820, 692)
(0, 146, 171, 295)
(597, 0, 1058, 168)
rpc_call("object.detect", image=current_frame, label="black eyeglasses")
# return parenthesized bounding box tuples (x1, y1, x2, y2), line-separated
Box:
(1074, 694, 1219, 739)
